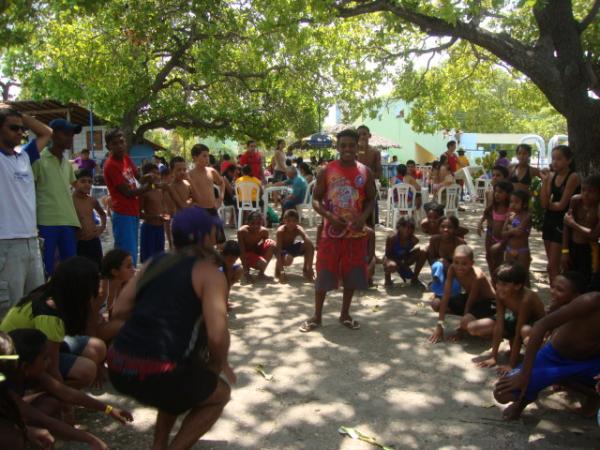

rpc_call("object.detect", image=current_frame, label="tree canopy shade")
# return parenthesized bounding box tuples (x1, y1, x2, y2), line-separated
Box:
(325, 0, 600, 172)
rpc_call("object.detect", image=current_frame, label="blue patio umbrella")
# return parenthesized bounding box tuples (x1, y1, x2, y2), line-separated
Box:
(304, 132, 334, 148)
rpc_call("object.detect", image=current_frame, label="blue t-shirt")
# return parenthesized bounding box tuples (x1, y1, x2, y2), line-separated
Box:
(285, 175, 307, 202)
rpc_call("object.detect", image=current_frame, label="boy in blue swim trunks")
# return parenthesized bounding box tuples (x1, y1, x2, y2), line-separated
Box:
(495, 291, 600, 420)
(429, 245, 496, 343)
(274, 209, 314, 282)
(383, 216, 426, 287)
(426, 216, 465, 298)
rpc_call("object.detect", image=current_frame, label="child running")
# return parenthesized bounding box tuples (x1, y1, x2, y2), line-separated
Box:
(502, 190, 532, 273)
(473, 262, 546, 373)
(383, 217, 426, 287)
(139, 163, 168, 263)
(429, 245, 496, 343)
(478, 180, 513, 281)
(562, 174, 600, 286)
(494, 291, 600, 420)
(274, 209, 315, 282)
(72, 169, 106, 269)
(238, 211, 276, 281)
(427, 216, 466, 298)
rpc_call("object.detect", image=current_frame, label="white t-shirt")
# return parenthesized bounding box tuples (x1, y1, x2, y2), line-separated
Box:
(0, 141, 37, 239)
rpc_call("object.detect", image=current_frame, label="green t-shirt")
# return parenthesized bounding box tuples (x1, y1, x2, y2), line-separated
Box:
(31, 148, 80, 227)
(0, 298, 65, 343)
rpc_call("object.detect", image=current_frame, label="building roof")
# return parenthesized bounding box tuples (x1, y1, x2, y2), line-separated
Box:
(7, 100, 107, 126)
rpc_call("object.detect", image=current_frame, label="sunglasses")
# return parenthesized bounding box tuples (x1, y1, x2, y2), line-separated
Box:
(7, 124, 28, 133)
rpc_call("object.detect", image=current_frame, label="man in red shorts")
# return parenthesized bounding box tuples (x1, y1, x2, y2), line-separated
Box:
(300, 129, 376, 332)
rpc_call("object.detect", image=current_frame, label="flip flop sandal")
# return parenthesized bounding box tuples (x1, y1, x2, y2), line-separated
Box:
(339, 318, 360, 330)
(299, 320, 321, 332)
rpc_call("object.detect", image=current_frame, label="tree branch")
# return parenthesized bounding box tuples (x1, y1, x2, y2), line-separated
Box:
(134, 116, 230, 139)
(579, 0, 600, 32)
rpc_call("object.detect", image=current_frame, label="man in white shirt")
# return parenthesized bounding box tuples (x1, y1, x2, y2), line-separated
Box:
(0, 106, 52, 309)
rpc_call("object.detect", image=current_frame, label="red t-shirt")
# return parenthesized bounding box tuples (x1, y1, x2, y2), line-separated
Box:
(444, 152, 458, 173)
(239, 150, 262, 179)
(103, 154, 140, 216)
(220, 160, 234, 175)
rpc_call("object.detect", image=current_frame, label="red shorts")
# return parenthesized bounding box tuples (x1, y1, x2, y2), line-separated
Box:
(315, 236, 369, 292)
(245, 239, 276, 268)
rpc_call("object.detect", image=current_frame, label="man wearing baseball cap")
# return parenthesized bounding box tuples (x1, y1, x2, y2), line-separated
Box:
(31, 118, 83, 276)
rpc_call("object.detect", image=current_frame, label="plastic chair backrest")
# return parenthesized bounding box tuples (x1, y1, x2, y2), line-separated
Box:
(438, 184, 460, 212)
(235, 181, 260, 208)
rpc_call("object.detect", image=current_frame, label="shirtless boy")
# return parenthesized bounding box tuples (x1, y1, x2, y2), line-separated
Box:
(274, 209, 315, 281)
(139, 163, 168, 263)
(357, 125, 381, 227)
(429, 245, 496, 343)
(427, 216, 466, 298)
(562, 174, 600, 286)
(167, 156, 200, 211)
(494, 292, 600, 420)
(73, 169, 106, 268)
(472, 262, 546, 373)
(238, 211, 276, 280)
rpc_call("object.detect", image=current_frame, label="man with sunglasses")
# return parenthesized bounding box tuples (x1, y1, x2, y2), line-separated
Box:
(0, 106, 52, 309)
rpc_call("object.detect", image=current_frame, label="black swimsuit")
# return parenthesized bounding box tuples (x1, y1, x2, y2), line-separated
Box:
(509, 165, 532, 186)
(542, 171, 578, 243)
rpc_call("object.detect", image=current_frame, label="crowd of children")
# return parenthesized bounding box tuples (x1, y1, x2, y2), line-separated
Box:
(1, 111, 600, 449)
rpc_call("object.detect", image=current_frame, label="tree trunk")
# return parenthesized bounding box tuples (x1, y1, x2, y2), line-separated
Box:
(566, 105, 600, 176)
(120, 111, 138, 149)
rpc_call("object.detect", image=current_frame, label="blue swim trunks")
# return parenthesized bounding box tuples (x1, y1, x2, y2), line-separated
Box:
(430, 260, 461, 298)
(508, 342, 600, 401)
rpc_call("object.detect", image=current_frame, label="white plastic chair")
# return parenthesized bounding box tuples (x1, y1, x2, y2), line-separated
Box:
(437, 184, 461, 217)
(387, 183, 416, 227)
(262, 185, 292, 217)
(215, 185, 237, 228)
(475, 177, 491, 204)
(296, 180, 316, 226)
(235, 181, 261, 226)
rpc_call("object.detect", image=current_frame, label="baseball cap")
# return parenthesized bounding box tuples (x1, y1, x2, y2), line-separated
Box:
(49, 118, 82, 134)
(171, 206, 223, 249)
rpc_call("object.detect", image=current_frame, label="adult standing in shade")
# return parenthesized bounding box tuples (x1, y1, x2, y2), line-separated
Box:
(32, 119, 83, 277)
(239, 140, 263, 181)
(0, 106, 52, 307)
(103, 129, 152, 266)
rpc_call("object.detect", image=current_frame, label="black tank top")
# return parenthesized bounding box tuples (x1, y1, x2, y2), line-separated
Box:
(509, 165, 532, 186)
(113, 253, 206, 362)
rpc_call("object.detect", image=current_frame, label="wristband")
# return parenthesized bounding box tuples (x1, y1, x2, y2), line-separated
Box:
(104, 404, 113, 415)
(561, 248, 570, 254)
(437, 320, 444, 326)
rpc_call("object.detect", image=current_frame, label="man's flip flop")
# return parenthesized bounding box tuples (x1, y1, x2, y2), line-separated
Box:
(299, 320, 321, 332)
(339, 319, 360, 330)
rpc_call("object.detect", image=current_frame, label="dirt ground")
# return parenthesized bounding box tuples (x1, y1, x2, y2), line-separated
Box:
(70, 202, 600, 449)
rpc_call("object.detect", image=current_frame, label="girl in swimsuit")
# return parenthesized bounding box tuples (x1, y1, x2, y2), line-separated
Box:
(478, 180, 513, 282)
(508, 144, 541, 193)
(383, 217, 426, 286)
(541, 145, 580, 284)
(502, 190, 532, 273)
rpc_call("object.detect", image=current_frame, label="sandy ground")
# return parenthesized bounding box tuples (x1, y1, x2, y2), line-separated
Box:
(68, 202, 600, 449)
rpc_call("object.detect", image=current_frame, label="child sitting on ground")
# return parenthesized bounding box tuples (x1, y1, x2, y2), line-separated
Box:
(274, 209, 315, 282)
(429, 245, 496, 343)
(9, 329, 132, 425)
(220, 240, 244, 309)
(94, 249, 136, 344)
(478, 180, 513, 281)
(427, 216, 466, 298)
(238, 211, 276, 281)
(471, 262, 546, 374)
(72, 169, 106, 269)
(421, 202, 468, 237)
(139, 163, 168, 263)
(383, 217, 426, 287)
(0, 331, 108, 449)
(502, 190, 532, 273)
(562, 174, 600, 287)
(494, 291, 600, 420)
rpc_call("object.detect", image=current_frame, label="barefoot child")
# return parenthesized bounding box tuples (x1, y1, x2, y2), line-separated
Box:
(427, 216, 466, 298)
(429, 245, 496, 343)
(562, 174, 600, 286)
(383, 217, 426, 286)
(238, 211, 276, 280)
(219, 240, 244, 309)
(502, 190, 532, 273)
(494, 291, 600, 420)
(478, 180, 513, 281)
(274, 209, 315, 281)
(72, 169, 106, 268)
(139, 163, 168, 263)
(484, 165, 509, 208)
(474, 262, 545, 373)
